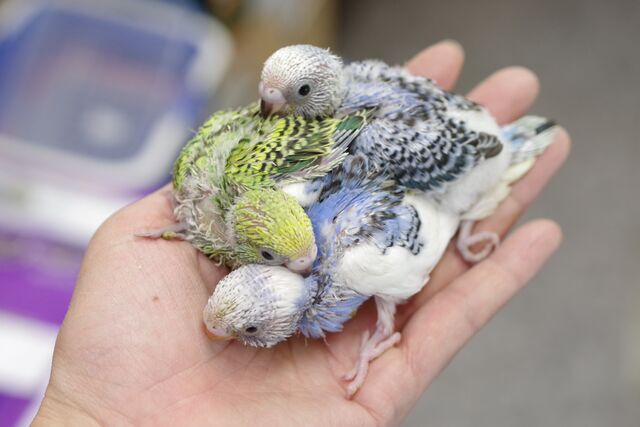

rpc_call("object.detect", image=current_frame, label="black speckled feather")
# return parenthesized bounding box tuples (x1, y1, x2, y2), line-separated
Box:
(338, 60, 503, 193)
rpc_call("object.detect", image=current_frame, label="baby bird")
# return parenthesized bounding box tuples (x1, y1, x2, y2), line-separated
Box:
(139, 103, 369, 271)
(204, 156, 460, 396)
(259, 45, 556, 261)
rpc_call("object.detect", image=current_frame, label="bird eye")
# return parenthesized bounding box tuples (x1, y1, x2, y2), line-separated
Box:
(298, 84, 311, 96)
(260, 250, 274, 261)
(245, 326, 258, 334)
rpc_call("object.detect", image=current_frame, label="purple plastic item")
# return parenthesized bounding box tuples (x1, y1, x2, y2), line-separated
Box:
(0, 393, 30, 427)
(0, 229, 82, 325)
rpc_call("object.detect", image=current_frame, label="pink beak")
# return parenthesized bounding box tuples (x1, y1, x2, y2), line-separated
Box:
(203, 323, 233, 341)
(285, 245, 318, 275)
(259, 82, 287, 117)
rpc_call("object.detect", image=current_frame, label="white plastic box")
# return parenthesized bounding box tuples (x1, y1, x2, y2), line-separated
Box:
(0, 0, 232, 244)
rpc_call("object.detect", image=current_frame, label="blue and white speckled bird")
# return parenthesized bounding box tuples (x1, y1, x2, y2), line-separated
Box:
(203, 156, 460, 396)
(259, 45, 557, 261)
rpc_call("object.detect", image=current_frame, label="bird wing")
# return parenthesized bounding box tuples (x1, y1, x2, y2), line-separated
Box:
(224, 110, 371, 189)
(353, 117, 502, 193)
(298, 272, 368, 339)
(310, 155, 422, 262)
(299, 156, 424, 337)
(172, 104, 260, 191)
(342, 61, 503, 193)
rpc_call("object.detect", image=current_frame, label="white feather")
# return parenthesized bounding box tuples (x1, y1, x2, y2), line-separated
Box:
(204, 265, 307, 347)
(439, 108, 512, 217)
(445, 111, 556, 221)
(282, 182, 321, 207)
(336, 194, 459, 301)
(263, 266, 308, 312)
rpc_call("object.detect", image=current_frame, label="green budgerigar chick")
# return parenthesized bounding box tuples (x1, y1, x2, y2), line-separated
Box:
(140, 103, 369, 273)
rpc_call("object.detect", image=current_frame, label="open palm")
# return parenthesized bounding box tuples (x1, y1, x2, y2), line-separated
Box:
(34, 41, 570, 427)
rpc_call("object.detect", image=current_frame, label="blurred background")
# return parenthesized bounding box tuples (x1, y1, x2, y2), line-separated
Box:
(0, 0, 637, 425)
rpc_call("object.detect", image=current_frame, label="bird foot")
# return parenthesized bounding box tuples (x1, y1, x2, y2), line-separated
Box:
(457, 221, 500, 263)
(342, 330, 371, 382)
(135, 223, 187, 240)
(343, 329, 402, 397)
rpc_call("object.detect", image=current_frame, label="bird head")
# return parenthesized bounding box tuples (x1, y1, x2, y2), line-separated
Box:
(231, 189, 317, 274)
(259, 44, 344, 118)
(203, 265, 308, 347)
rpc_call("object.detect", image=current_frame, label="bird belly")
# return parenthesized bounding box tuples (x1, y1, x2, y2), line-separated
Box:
(440, 149, 511, 216)
(336, 194, 459, 300)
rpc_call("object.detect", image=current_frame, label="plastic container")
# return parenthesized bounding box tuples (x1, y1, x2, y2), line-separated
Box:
(0, 0, 232, 244)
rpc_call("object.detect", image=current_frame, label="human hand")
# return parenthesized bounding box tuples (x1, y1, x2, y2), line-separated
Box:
(33, 40, 570, 426)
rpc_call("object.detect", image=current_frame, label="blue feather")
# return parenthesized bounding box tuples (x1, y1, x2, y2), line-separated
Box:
(297, 156, 423, 337)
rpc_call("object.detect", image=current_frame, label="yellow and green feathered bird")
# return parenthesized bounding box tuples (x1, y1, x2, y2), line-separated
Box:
(142, 102, 370, 272)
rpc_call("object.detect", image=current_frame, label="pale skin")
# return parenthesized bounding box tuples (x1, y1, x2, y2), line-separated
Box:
(33, 41, 571, 427)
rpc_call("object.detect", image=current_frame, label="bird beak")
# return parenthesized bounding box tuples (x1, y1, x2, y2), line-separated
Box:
(285, 245, 318, 275)
(259, 82, 287, 118)
(203, 323, 233, 341)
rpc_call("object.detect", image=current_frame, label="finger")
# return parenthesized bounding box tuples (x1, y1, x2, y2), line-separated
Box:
(355, 219, 562, 415)
(405, 40, 465, 90)
(467, 66, 540, 124)
(101, 184, 174, 238)
(95, 183, 196, 265)
(129, 183, 175, 225)
(401, 219, 562, 392)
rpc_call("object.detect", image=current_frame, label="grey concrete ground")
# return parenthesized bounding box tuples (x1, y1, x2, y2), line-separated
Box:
(340, 0, 640, 425)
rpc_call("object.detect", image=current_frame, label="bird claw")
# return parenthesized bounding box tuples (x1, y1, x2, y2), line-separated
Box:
(342, 330, 371, 381)
(372, 332, 401, 355)
(135, 223, 187, 240)
(343, 330, 402, 398)
(346, 376, 363, 397)
(342, 368, 358, 383)
(457, 221, 500, 263)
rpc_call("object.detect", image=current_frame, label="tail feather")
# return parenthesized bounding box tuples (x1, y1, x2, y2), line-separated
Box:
(502, 115, 557, 165)
(462, 116, 557, 221)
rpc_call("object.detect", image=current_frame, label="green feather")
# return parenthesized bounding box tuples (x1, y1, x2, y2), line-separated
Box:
(224, 108, 371, 188)
(169, 102, 370, 268)
(172, 105, 259, 190)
